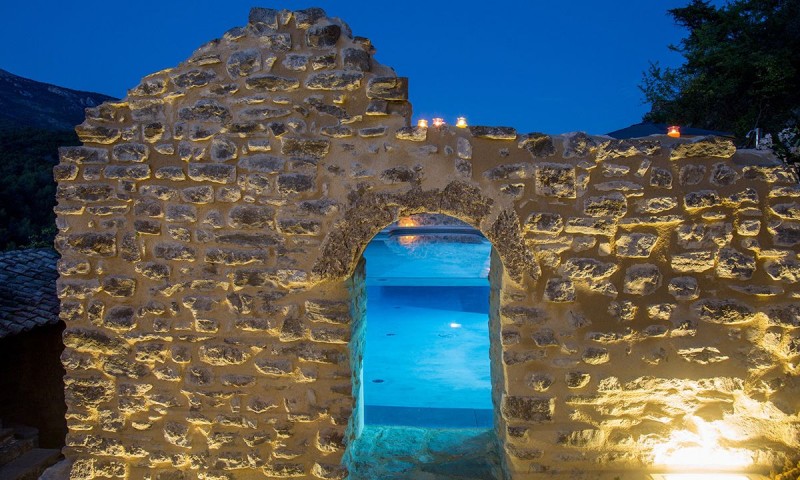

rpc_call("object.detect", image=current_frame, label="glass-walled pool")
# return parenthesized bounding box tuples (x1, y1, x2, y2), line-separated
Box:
(362, 216, 493, 428)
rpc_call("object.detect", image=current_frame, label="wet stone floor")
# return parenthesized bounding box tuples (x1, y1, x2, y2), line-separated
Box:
(347, 426, 500, 480)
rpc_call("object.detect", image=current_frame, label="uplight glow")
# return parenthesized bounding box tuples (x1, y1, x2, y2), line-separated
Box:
(397, 217, 417, 227)
(652, 419, 753, 471)
(655, 475, 751, 480)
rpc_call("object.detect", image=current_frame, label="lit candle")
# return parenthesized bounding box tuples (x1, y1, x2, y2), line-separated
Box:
(667, 125, 681, 138)
(432, 117, 445, 128)
(456, 117, 468, 128)
(417, 119, 428, 128)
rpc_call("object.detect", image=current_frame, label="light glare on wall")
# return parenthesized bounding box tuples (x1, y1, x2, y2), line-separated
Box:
(650, 473, 753, 480)
(652, 419, 753, 472)
(650, 475, 763, 480)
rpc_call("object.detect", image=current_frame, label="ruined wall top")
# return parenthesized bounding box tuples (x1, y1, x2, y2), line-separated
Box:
(52, 6, 800, 480)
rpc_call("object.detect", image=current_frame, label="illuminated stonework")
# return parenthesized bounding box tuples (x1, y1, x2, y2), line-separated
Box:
(54, 7, 800, 479)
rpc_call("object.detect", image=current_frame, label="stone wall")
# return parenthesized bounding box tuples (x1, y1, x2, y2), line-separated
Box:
(54, 7, 800, 479)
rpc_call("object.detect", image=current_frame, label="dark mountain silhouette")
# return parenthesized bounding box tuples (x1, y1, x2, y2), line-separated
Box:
(0, 70, 115, 250)
(0, 69, 116, 131)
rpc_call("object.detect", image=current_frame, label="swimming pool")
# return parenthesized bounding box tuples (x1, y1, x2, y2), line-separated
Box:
(362, 224, 493, 428)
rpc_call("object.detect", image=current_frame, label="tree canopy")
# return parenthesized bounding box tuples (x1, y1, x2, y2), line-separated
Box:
(0, 127, 79, 250)
(641, 0, 800, 155)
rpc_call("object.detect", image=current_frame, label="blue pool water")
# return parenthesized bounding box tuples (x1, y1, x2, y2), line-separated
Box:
(362, 227, 493, 428)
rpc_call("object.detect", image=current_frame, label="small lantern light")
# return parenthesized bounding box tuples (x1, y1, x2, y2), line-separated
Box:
(456, 117, 468, 128)
(417, 119, 428, 129)
(667, 125, 681, 138)
(432, 117, 445, 128)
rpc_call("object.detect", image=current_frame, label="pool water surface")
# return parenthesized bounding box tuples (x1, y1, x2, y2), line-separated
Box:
(362, 228, 493, 428)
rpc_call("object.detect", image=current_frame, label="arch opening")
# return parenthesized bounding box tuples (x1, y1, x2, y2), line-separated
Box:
(345, 213, 504, 480)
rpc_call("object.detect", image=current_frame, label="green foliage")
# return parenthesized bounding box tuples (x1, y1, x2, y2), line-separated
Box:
(0, 127, 79, 250)
(641, 0, 800, 158)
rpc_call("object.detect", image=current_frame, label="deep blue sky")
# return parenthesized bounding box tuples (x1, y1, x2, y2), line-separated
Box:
(0, 1, 714, 134)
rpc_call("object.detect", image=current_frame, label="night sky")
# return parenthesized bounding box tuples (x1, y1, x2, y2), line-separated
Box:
(0, 1, 714, 134)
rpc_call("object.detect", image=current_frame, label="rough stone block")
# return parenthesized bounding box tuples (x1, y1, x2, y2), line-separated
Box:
(171, 69, 217, 89)
(103, 306, 136, 331)
(694, 299, 756, 324)
(306, 23, 341, 47)
(280, 137, 330, 159)
(245, 74, 300, 92)
(228, 205, 274, 228)
(484, 163, 533, 181)
(62, 233, 116, 256)
(60, 146, 109, 164)
(282, 54, 309, 71)
(650, 167, 673, 188)
(180, 186, 215, 204)
(366, 77, 408, 100)
(102, 276, 136, 297)
(501, 396, 553, 422)
(771, 222, 800, 246)
(104, 165, 151, 180)
(179, 100, 231, 123)
(684, 190, 722, 210)
(153, 242, 196, 261)
(623, 264, 661, 295)
(305, 71, 363, 90)
(670, 136, 736, 160)
(395, 126, 426, 142)
(524, 212, 563, 235)
(596, 139, 661, 161)
(519, 133, 556, 158)
(561, 258, 617, 280)
(716, 247, 756, 280)
(343, 48, 370, 71)
(277, 173, 315, 194)
(166, 205, 197, 223)
(75, 125, 121, 144)
(188, 163, 236, 184)
(535, 163, 576, 198)
(469, 126, 517, 140)
(57, 184, 115, 202)
(294, 8, 326, 28)
(544, 278, 575, 302)
(616, 233, 658, 258)
(320, 125, 354, 138)
(584, 193, 627, 218)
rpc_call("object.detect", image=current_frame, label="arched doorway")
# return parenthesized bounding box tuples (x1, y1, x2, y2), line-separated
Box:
(345, 214, 502, 480)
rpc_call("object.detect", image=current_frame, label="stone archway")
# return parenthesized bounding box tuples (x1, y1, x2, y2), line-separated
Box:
(55, 6, 800, 480)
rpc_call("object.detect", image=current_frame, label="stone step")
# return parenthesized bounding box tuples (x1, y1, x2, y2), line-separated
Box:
(11, 426, 39, 446)
(0, 438, 32, 468)
(0, 428, 14, 446)
(0, 448, 62, 480)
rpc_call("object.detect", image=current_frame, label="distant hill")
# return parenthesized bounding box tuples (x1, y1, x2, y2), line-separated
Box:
(0, 69, 116, 131)
(0, 70, 115, 250)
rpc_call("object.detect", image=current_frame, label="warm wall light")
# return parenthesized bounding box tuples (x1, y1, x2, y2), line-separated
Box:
(417, 119, 428, 128)
(668, 125, 681, 137)
(432, 117, 445, 128)
(650, 474, 764, 480)
(397, 217, 417, 227)
(456, 117, 468, 128)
